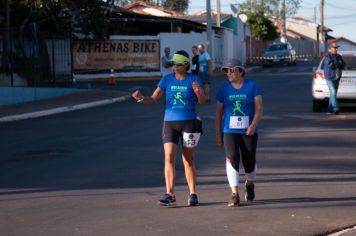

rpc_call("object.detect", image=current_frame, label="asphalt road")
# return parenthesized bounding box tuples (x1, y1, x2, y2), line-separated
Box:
(1, 60, 356, 236)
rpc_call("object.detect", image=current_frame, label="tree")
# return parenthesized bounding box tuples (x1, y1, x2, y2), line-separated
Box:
(246, 11, 278, 40)
(238, 0, 302, 18)
(0, 0, 111, 37)
(162, 0, 189, 13)
(237, 0, 301, 40)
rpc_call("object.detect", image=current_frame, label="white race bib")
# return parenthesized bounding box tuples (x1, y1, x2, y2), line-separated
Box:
(229, 116, 249, 129)
(191, 64, 197, 70)
(183, 132, 201, 148)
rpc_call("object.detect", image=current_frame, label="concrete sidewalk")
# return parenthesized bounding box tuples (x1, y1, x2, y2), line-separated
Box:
(0, 89, 131, 122)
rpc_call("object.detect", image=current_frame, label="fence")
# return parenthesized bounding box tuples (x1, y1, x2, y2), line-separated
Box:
(245, 36, 316, 65)
(0, 27, 72, 87)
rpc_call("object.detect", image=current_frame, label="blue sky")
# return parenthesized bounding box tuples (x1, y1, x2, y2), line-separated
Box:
(188, 0, 356, 43)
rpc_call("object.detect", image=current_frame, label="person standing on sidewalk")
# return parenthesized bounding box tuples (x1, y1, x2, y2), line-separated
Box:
(161, 47, 173, 76)
(198, 44, 213, 101)
(324, 42, 345, 115)
(132, 50, 207, 206)
(191, 45, 200, 76)
(215, 60, 263, 207)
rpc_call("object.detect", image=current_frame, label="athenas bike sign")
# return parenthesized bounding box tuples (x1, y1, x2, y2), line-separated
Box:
(73, 40, 160, 72)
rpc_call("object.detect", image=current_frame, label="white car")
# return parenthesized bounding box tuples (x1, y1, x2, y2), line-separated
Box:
(312, 51, 356, 112)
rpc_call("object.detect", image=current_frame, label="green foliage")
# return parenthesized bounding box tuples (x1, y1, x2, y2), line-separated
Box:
(70, 0, 108, 37)
(162, 0, 189, 13)
(238, 0, 302, 18)
(1, 0, 192, 36)
(237, 0, 301, 40)
(0, 0, 109, 37)
(246, 11, 278, 40)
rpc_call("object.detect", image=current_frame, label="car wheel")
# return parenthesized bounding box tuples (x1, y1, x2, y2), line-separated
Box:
(313, 99, 325, 112)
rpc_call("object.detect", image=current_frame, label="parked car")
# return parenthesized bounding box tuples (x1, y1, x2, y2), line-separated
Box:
(262, 42, 296, 66)
(312, 51, 356, 112)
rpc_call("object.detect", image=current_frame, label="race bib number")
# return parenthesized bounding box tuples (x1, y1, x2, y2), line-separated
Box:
(183, 132, 201, 148)
(191, 64, 197, 70)
(199, 65, 204, 72)
(229, 116, 249, 129)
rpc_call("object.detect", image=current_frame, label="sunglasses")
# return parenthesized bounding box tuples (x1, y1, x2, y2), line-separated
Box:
(173, 63, 185, 67)
(222, 67, 241, 74)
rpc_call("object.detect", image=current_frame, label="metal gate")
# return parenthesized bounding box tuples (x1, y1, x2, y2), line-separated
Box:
(0, 25, 72, 87)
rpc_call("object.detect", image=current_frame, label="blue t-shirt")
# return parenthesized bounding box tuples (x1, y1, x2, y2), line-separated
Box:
(158, 73, 203, 121)
(216, 80, 261, 134)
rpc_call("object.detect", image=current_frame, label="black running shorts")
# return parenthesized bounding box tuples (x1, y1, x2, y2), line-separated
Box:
(162, 120, 202, 146)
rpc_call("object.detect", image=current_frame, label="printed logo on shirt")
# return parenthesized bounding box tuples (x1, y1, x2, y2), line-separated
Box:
(229, 94, 247, 116)
(173, 92, 186, 106)
(170, 85, 188, 107)
(232, 100, 246, 116)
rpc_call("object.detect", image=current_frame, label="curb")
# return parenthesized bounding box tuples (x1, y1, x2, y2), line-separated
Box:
(328, 226, 356, 236)
(0, 95, 131, 123)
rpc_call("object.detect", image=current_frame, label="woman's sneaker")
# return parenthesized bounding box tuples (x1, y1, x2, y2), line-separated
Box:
(188, 193, 199, 206)
(228, 193, 240, 207)
(158, 193, 176, 206)
(245, 182, 255, 201)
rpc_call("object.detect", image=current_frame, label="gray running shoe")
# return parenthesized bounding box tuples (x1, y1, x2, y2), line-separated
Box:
(228, 193, 240, 207)
(158, 193, 176, 206)
(188, 193, 199, 206)
(245, 182, 255, 201)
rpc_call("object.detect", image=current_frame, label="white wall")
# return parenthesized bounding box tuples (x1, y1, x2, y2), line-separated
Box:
(45, 39, 71, 75)
(159, 32, 207, 72)
(338, 40, 356, 51)
(216, 28, 235, 69)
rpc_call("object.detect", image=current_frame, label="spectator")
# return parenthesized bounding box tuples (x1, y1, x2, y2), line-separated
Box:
(161, 47, 173, 76)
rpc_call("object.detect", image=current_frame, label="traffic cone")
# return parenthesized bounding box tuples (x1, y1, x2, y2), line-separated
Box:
(108, 68, 116, 85)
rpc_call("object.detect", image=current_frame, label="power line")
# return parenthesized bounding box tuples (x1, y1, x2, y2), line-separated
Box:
(328, 18, 356, 27)
(325, 13, 356, 20)
(325, 2, 356, 11)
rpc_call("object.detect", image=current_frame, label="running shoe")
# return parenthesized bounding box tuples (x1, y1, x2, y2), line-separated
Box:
(188, 193, 199, 206)
(228, 192, 240, 207)
(158, 193, 176, 206)
(245, 182, 255, 201)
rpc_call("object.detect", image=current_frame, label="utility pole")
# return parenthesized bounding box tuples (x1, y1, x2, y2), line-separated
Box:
(320, 0, 327, 54)
(206, 0, 213, 55)
(280, 0, 287, 43)
(5, 0, 10, 29)
(313, 7, 317, 23)
(3, 0, 11, 74)
(216, 0, 221, 27)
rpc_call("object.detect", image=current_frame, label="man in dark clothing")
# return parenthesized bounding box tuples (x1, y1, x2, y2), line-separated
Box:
(191, 45, 200, 76)
(323, 42, 345, 114)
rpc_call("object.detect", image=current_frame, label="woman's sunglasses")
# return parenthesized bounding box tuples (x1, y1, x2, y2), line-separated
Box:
(222, 67, 241, 74)
(173, 63, 185, 68)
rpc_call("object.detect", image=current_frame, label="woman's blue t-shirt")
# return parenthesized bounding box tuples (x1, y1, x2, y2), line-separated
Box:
(158, 73, 203, 121)
(216, 80, 261, 134)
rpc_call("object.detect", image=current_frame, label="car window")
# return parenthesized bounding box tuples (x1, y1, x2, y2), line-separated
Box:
(343, 55, 356, 71)
(266, 44, 288, 51)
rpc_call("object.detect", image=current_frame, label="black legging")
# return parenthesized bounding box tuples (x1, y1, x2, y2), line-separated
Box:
(223, 133, 258, 173)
